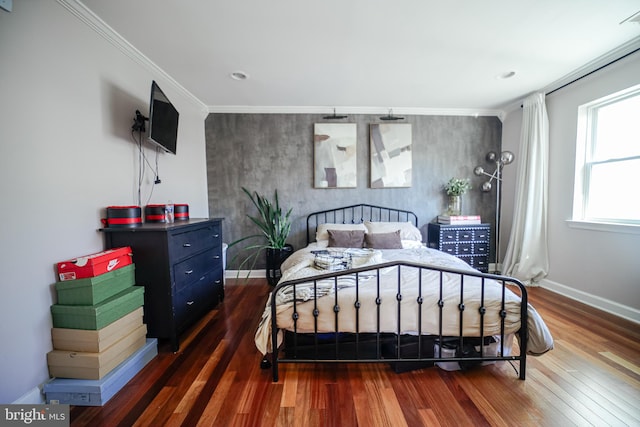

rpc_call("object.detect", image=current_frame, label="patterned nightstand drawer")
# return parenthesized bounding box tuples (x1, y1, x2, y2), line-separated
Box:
(474, 257, 489, 270)
(458, 230, 474, 241)
(474, 229, 489, 241)
(475, 243, 489, 255)
(457, 243, 473, 255)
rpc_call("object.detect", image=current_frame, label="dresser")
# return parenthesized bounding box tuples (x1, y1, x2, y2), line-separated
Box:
(427, 223, 490, 272)
(102, 218, 224, 351)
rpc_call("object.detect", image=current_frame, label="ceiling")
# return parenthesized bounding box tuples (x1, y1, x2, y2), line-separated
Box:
(77, 0, 640, 116)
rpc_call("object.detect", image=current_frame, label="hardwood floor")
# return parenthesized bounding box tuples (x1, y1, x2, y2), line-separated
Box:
(69, 279, 640, 427)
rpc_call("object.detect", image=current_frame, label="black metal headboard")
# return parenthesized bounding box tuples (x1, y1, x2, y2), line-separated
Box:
(306, 204, 418, 244)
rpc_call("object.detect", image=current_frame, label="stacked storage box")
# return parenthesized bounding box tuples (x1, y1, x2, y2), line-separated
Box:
(47, 247, 151, 383)
(43, 338, 157, 406)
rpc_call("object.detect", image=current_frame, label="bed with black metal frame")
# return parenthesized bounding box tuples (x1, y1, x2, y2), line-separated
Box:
(255, 204, 553, 382)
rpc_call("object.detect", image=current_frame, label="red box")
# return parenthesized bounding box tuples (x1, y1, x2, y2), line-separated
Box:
(57, 247, 133, 281)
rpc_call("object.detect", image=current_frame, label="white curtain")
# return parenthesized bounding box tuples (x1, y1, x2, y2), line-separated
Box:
(502, 92, 549, 285)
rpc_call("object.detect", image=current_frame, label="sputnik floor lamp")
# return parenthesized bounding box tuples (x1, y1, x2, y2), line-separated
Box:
(474, 151, 514, 274)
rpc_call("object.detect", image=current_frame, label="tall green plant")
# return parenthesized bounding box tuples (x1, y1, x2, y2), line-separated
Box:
(228, 188, 292, 273)
(243, 187, 292, 249)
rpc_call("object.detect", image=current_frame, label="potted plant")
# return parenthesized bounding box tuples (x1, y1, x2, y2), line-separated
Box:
(230, 187, 293, 285)
(444, 178, 471, 215)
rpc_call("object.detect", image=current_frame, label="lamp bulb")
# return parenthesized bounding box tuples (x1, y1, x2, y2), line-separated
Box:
(482, 181, 492, 192)
(486, 151, 497, 162)
(474, 166, 484, 176)
(501, 151, 514, 165)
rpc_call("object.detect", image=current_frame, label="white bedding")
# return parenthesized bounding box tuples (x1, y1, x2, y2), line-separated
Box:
(254, 243, 553, 357)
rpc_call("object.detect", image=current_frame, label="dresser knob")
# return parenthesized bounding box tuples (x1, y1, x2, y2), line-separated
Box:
(187, 301, 194, 306)
(214, 255, 220, 259)
(183, 243, 191, 247)
(185, 270, 193, 275)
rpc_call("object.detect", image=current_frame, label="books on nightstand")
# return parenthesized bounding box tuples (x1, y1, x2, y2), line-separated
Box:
(437, 215, 482, 225)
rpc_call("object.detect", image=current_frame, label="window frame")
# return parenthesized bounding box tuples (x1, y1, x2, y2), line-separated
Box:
(572, 84, 640, 230)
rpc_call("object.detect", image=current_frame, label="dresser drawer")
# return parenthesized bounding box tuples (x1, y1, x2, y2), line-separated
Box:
(174, 271, 222, 330)
(170, 223, 222, 261)
(174, 285, 203, 331)
(173, 248, 222, 293)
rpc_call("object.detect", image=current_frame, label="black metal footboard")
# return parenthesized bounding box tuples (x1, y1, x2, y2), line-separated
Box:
(269, 261, 528, 382)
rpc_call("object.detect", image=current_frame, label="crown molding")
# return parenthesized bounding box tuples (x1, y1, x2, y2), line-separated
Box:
(56, 0, 508, 121)
(207, 105, 505, 119)
(56, 0, 208, 116)
(63, 0, 637, 122)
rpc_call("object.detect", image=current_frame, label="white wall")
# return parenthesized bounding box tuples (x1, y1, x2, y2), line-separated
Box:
(501, 51, 640, 321)
(0, 1, 209, 403)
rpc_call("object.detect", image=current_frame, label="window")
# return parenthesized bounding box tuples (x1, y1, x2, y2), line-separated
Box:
(573, 84, 640, 226)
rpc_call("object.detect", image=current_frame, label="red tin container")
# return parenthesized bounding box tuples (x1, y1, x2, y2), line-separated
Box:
(105, 206, 142, 228)
(144, 204, 166, 223)
(174, 204, 189, 221)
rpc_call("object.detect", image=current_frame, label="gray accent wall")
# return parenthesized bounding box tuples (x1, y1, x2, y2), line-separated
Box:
(205, 113, 502, 268)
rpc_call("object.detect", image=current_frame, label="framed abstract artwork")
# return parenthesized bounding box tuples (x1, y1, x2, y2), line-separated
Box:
(313, 123, 357, 188)
(370, 123, 412, 188)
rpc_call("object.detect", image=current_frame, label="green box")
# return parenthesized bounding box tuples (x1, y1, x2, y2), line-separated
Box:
(51, 286, 144, 330)
(55, 264, 135, 305)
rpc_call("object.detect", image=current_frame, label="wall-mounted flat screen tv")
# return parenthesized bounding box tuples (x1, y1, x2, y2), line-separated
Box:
(148, 80, 179, 154)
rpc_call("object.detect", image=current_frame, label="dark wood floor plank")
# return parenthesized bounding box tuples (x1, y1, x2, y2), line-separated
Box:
(68, 281, 640, 427)
(195, 370, 237, 426)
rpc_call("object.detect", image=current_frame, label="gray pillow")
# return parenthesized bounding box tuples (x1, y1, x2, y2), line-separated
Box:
(364, 230, 403, 249)
(327, 229, 366, 248)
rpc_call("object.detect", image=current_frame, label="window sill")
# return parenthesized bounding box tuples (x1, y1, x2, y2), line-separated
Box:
(566, 220, 640, 235)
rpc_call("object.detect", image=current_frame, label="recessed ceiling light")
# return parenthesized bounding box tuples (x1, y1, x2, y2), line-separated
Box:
(497, 71, 517, 80)
(230, 71, 249, 80)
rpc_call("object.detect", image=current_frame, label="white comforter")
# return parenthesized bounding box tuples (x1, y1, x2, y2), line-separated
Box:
(254, 243, 553, 356)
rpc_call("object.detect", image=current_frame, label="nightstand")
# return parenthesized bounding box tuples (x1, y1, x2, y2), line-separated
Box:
(427, 223, 490, 272)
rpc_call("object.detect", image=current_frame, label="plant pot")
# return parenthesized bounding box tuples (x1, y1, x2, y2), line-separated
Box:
(266, 244, 294, 286)
(447, 195, 462, 215)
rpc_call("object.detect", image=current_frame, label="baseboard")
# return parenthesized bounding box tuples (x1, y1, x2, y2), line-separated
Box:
(12, 385, 45, 404)
(226, 269, 266, 280)
(539, 278, 640, 324)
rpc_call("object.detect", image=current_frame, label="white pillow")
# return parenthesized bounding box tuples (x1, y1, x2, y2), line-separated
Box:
(364, 221, 422, 241)
(316, 223, 367, 242)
